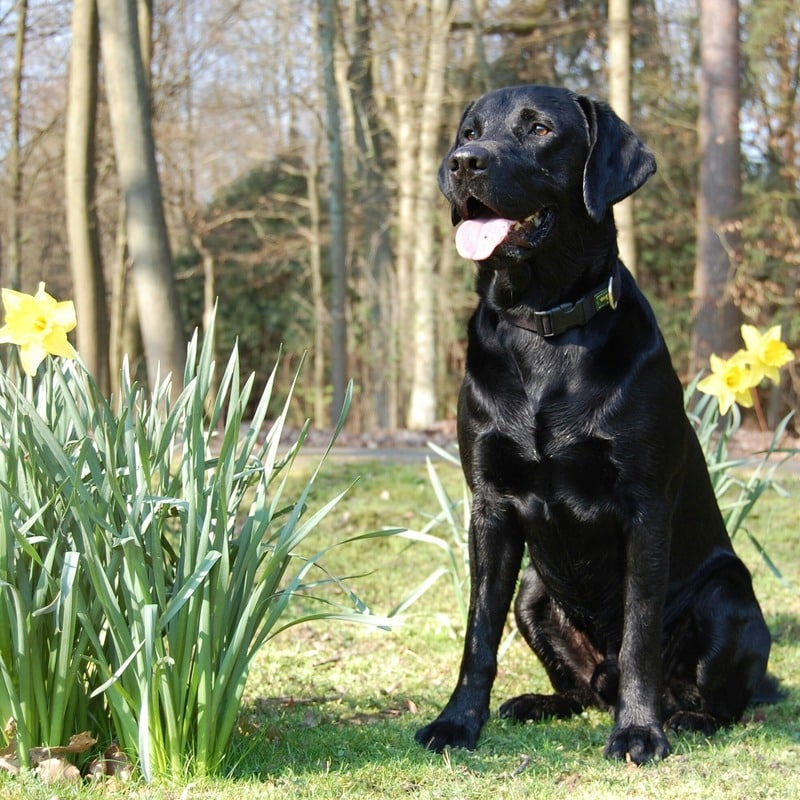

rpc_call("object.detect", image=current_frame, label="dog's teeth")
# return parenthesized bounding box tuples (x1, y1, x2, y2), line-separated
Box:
(512, 210, 544, 233)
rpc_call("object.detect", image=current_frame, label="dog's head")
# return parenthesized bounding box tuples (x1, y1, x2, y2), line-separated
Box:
(439, 85, 656, 267)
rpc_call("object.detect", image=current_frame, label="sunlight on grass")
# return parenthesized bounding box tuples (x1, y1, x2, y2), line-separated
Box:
(0, 459, 797, 798)
(227, 467, 799, 800)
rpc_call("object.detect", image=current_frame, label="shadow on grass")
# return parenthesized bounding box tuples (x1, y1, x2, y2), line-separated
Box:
(225, 683, 799, 785)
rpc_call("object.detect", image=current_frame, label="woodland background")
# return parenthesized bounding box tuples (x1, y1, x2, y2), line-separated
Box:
(1, 0, 798, 432)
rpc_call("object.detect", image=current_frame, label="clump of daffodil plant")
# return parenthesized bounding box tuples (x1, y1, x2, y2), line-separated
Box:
(687, 324, 796, 569)
(0, 284, 397, 781)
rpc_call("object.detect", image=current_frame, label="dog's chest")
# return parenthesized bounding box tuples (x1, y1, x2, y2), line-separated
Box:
(461, 320, 628, 517)
(470, 397, 617, 503)
(464, 359, 620, 513)
(470, 414, 625, 628)
(461, 341, 628, 627)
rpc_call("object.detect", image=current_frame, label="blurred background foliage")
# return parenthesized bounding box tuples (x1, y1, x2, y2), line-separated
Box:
(1, 0, 797, 429)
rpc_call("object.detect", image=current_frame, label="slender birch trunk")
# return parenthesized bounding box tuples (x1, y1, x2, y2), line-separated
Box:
(609, 0, 637, 276)
(406, 0, 452, 429)
(6, 0, 27, 293)
(96, 0, 186, 393)
(318, 0, 349, 423)
(66, 0, 109, 392)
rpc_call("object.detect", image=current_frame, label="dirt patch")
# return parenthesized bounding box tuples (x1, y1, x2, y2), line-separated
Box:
(726, 427, 800, 473)
(287, 420, 800, 472)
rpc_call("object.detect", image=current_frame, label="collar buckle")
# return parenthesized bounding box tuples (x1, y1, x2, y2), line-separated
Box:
(500, 263, 621, 338)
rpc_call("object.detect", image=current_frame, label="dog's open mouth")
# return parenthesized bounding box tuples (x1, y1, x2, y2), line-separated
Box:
(454, 207, 555, 261)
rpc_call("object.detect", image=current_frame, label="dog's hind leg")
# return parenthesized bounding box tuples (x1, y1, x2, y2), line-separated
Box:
(499, 565, 606, 722)
(663, 562, 772, 734)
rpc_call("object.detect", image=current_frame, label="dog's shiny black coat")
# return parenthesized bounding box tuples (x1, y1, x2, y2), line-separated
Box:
(415, 85, 773, 765)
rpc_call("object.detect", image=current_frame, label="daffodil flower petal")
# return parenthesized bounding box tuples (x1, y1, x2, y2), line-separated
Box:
(51, 303, 78, 331)
(42, 331, 77, 360)
(19, 343, 48, 377)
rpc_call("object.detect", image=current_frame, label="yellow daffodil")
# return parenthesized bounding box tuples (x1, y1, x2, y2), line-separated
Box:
(740, 324, 793, 384)
(697, 352, 755, 415)
(0, 282, 77, 376)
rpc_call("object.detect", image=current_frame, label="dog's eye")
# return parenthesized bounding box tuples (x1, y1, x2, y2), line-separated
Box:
(531, 124, 551, 137)
(462, 128, 479, 141)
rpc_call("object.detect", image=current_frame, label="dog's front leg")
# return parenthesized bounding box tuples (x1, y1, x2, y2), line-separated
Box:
(604, 520, 672, 764)
(415, 502, 524, 752)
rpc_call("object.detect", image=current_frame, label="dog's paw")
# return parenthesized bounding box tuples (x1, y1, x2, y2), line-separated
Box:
(415, 720, 479, 752)
(665, 710, 720, 736)
(603, 725, 672, 765)
(499, 692, 584, 722)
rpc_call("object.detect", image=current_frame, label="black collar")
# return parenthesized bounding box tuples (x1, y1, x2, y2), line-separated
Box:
(498, 263, 621, 338)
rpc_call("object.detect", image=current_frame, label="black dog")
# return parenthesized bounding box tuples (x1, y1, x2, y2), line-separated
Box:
(415, 85, 774, 765)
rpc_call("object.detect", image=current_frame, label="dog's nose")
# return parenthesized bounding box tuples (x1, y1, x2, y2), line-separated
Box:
(448, 145, 491, 176)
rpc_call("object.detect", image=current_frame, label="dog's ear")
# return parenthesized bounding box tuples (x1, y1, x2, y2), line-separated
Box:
(578, 96, 657, 222)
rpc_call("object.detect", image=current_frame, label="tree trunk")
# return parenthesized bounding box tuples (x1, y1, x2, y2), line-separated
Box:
(391, 18, 417, 426)
(349, 0, 393, 429)
(136, 0, 152, 76)
(608, 0, 637, 276)
(96, 0, 186, 393)
(307, 154, 327, 426)
(109, 214, 143, 385)
(66, 0, 109, 392)
(318, 0, 349, 424)
(109, 0, 148, 390)
(691, 0, 743, 370)
(406, 0, 451, 429)
(6, 0, 28, 293)
(468, 0, 491, 92)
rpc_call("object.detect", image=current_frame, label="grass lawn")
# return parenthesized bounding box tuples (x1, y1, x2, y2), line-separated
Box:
(1, 455, 798, 799)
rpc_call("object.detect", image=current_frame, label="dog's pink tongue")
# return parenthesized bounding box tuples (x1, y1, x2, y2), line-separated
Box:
(455, 217, 515, 261)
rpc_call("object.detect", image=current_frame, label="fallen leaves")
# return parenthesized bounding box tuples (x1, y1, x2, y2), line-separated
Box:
(0, 731, 133, 786)
(85, 742, 134, 782)
(1, 730, 96, 785)
(36, 757, 82, 784)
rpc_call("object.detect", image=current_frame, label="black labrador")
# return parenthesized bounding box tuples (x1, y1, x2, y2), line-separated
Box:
(415, 85, 774, 765)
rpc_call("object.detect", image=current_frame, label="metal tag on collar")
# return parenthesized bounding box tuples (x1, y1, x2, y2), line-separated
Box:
(607, 272, 619, 310)
(593, 273, 619, 312)
(593, 285, 610, 312)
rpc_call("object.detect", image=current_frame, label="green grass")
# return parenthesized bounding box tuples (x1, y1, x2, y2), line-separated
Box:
(1, 459, 798, 798)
